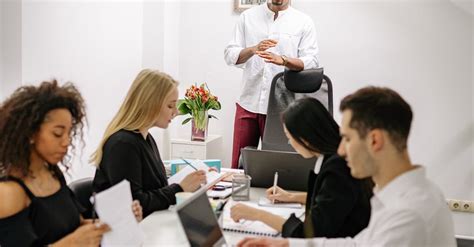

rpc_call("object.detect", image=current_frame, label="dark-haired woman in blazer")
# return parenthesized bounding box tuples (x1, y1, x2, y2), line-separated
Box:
(230, 97, 373, 238)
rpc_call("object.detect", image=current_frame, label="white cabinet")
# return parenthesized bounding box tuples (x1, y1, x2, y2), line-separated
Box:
(170, 135, 222, 160)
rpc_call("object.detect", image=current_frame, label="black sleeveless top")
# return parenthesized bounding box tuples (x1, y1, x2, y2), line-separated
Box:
(0, 169, 84, 247)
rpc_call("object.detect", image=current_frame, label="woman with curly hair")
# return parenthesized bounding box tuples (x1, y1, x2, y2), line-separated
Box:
(0, 80, 123, 246)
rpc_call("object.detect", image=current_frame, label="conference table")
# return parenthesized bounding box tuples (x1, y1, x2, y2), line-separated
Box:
(140, 187, 269, 246)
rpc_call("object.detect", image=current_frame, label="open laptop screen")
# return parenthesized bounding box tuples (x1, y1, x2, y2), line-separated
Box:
(176, 190, 225, 247)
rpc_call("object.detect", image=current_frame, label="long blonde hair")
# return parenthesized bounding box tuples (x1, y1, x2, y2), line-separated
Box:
(90, 69, 178, 166)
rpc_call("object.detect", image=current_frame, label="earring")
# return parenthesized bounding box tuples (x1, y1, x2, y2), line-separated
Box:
(30, 139, 34, 144)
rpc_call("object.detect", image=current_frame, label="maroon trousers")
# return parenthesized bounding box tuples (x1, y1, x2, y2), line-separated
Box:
(231, 103, 266, 169)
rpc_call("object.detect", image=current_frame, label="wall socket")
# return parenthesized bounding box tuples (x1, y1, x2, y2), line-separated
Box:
(446, 199, 474, 213)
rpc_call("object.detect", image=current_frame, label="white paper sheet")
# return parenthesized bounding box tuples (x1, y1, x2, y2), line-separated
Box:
(167, 159, 223, 188)
(94, 180, 145, 247)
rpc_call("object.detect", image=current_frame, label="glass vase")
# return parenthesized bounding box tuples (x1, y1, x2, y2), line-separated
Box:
(191, 110, 208, 141)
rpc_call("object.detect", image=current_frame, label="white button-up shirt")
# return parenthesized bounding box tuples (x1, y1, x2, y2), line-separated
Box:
(290, 166, 456, 247)
(224, 4, 319, 114)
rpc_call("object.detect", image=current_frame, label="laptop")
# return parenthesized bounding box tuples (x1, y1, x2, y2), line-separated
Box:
(241, 148, 317, 191)
(175, 188, 227, 247)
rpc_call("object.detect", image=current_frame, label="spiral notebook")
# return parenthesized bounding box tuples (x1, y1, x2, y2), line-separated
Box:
(221, 201, 304, 237)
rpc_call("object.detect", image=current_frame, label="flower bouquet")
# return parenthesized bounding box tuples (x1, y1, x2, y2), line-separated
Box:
(177, 83, 221, 141)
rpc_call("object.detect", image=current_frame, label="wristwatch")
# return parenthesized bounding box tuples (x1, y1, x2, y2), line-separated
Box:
(281, 55, 289, 66)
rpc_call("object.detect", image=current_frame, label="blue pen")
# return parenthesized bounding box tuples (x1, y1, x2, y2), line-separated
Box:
(181, 158, 198, 171)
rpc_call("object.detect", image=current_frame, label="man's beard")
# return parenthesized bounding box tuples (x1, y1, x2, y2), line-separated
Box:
(271, 1, 286, 6)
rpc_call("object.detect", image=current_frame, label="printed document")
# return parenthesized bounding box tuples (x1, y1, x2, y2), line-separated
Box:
(94, 180, 145, 246)
(168, 159, 225, 189)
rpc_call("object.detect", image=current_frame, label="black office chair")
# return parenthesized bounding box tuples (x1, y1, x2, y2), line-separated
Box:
(262, 67, 333, 152)
(240, 68, 333, 191)
(68, 177, 94, 219)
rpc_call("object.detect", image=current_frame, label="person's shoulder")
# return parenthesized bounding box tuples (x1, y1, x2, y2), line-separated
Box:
(324, 154, 347, 167)
(106, 129, 141, 146)
(289, 7, 314, 23)
(0, 181, 29, 218)
(241, 4, 265, 17)
(320, 154, 351, 177)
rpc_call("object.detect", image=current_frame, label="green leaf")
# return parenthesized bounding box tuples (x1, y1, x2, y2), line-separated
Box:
(177, 99, 191, 115)
(181, 117, 192, 125)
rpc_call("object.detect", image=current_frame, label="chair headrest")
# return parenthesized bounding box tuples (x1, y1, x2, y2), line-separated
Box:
(284, 68, 324, 93)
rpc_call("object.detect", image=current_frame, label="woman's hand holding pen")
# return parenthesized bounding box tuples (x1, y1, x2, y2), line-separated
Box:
(179, 170, 207, 192)
(265, 186, 293, 203)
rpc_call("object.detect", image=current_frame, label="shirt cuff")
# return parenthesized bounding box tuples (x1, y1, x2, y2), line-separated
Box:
(299, 56, 319, 70)
(169, 183, 184, 194)
(225, 47, 246, 68)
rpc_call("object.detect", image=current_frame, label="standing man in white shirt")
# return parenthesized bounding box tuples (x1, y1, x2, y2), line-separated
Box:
(237, 86, 456, 247)
(224, 0, 319, 168)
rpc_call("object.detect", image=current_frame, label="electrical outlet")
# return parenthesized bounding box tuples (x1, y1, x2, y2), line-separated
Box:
(447, 199, 474, 213)
(460, 201, 473, 213)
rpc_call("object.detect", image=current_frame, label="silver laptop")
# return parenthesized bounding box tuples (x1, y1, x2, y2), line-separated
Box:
(241, 148, 317, 191)
(175, 188, 227, 247)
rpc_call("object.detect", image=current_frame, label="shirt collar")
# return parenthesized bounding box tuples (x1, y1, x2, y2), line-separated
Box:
(313, 155, 325, 174)
(264, 3, 291, 19)
(372, 165, 426, 207)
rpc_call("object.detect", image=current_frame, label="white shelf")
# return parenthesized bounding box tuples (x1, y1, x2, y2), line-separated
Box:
(170, 135, 222, 160)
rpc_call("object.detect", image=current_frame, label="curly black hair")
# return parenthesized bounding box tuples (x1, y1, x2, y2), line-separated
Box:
(0, 80, 86, 177)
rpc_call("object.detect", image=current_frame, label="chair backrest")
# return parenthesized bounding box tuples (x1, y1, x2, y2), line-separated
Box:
(68, 177, 94, 219)
(262, 68, 333, 152)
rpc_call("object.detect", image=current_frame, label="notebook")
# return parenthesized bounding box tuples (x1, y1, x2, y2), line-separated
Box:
(221, 201, 304, 237)
(168, 159, 229, 190)
(257, 197, 302, 209)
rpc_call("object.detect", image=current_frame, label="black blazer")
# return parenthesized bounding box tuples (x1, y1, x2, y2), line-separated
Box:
(93, 130, 182, 218)
(282, 154, 372, 238)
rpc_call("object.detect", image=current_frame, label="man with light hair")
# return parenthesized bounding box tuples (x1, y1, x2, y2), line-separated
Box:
(225, 0, 319, 169)
(237, 86, 455, 247)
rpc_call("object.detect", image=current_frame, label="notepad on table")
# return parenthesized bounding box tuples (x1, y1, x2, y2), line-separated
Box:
(222, 201, 304, 237)
(258, 197, 302, 209)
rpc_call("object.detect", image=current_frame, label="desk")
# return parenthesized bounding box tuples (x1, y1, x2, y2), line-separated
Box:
(140, 188, 268, 246)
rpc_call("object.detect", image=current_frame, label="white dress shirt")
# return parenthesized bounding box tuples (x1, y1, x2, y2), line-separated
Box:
(224, 4, 319, 114)
(289, 166, 456, 247)
(313, 155, 324, 174)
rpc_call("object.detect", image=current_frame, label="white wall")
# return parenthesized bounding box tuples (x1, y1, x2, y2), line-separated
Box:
(141, 1, 168, 156)
(168, 1, 240, 167)
(21, 1, 144, 180)
(0, 0, 22, 101)
(169, 0, 473, 235)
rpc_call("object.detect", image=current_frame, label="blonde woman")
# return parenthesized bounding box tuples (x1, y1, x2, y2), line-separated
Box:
(91, 69, 206, 217)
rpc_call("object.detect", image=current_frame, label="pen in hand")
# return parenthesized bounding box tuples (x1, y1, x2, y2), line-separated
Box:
(272, 172, 278, 204)
(181, 158, 198, 171)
